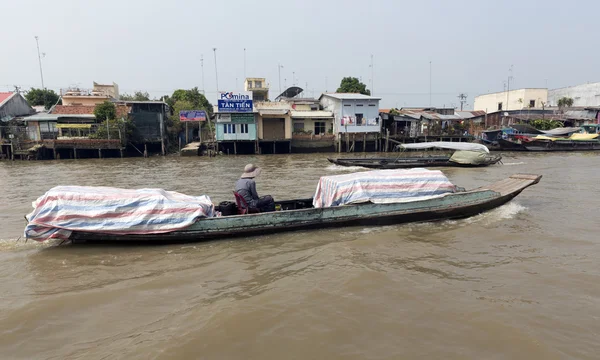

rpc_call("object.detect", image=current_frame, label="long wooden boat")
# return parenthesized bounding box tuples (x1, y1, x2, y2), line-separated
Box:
(328, 141, 502, 169)
(327, 155, 501, 169)
(69, 174, 541, 243)
(498, 138, 600, 151)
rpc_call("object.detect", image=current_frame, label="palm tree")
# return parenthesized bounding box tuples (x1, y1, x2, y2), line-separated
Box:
(557, 97, 574, 112)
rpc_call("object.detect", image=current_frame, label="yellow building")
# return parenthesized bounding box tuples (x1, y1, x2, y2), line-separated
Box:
(245, 78, 269, 102)
(474, 88, 548, 112)
(61, 82, 119, 106)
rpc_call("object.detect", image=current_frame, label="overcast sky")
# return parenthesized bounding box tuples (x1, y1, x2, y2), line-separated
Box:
(2, 0, 598, 109)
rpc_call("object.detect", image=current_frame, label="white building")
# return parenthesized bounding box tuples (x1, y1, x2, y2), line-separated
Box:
(319, 93, 381, 136)
(548, 82, 600, 107)
(474, 88, 548, 112)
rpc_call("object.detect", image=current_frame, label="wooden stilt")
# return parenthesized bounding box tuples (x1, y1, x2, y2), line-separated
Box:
(144, 144, 148, 158)
(352, 134, 355, 153)
(363, 134, 366, 153)
(98, 149, 102, 159)
(289, 141, 292, 153)
(73, 148, 77, 159)
(234, 141, 237, 155)
(273, 142, 276, 154)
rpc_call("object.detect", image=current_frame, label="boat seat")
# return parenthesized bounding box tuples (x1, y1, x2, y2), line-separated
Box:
(233, 191, 260, 215)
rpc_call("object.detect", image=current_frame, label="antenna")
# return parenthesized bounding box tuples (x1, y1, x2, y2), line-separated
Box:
(458, 93, 468, 111)
(34, 36, 45, 89)
(213, 48, 219, 92)
(200, 54, 205, 94)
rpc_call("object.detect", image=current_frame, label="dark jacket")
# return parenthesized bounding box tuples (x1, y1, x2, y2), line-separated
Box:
(235, 178, 259, 208)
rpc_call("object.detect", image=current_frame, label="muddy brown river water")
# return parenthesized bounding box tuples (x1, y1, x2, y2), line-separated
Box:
(0, 152, 599, 359)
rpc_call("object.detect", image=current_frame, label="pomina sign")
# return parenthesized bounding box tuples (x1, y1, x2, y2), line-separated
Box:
(217, 91, 253, 113)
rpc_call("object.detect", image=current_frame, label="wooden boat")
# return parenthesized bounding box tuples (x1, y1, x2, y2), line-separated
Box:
(328, 142, 502, 169)
(69, 174, 541, 243)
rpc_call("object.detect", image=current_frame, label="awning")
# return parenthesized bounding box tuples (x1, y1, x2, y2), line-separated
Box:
(259, 109, 289, 116)
(56, 124, 92, 129)
(290, 110, 333, 119)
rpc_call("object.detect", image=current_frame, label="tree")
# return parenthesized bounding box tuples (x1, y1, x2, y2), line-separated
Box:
(557, 97, 574, 111)
(93, 101, 117, 121)
(336, 77, 371, 95)
(24, 88, 61, 109)
(120, 91, 151, 101)
(164, 87, 213, 116)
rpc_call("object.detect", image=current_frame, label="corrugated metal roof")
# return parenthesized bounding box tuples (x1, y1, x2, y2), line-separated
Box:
(319, 93, 381, 101)
(455, 110, 486, 118)
(290, 110, 333, 118)
(22, 113, 96, 122)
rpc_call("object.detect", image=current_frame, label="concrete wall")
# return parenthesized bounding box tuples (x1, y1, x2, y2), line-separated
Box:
(474, 89, 548, 112)
(548, 82, 600, 107)
(292, 118, 333, 135)
(0, 93, 34, 121)
(216, 123, 256, 141)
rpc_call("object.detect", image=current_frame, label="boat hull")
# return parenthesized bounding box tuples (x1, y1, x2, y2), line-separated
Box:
(327, 156, 502, 169)
(69, 175, 541, 244)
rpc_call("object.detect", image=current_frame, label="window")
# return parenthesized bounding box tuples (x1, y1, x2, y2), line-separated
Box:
(314, 121, 326, 135)
(368, 104, 376, 107)
(355, 113, 364, 125)
(344, 104, 351, 107)
(255, 81, 262, 88)
(356, 104, 364, 107)
(529, 99, 535, 107)
(247, 81, 253, 89)
(293, 122, 304, 132)
(497, 102, 503, 111)
(238, 124, 249, 133)
(223, 124, 236, 134)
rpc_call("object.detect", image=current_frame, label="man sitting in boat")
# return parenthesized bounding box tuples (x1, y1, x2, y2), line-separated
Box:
(235, 164, 276, 212)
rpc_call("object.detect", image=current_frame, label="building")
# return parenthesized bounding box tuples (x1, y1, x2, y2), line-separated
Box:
(474, 88, 548, 112)
(113, 100, 168, 152)
(245, 78, 269, 102)
(255, 101, 292, 153)
(318, 93, 381, 152)
(319, 93, 381, 135)
(215, 112, 258, 154)
(548, 82, 600, 107)
(0, 92, 34, 122)
(61, 82, 119, 106)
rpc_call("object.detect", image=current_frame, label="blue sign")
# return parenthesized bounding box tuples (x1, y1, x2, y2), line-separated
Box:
(180, 110, 207, 122)
(217, 91, 253, 113)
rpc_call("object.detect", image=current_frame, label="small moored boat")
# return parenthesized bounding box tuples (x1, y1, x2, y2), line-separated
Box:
(24, 169, 540, 244)
(328, 142, 502, 169)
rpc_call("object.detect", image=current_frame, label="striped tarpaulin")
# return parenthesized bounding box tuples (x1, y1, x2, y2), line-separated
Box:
(313, 169, 457, 208)
(24, 186, 214, 242)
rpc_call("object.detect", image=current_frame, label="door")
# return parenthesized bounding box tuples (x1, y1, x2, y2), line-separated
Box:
(262, 118, 285, 140)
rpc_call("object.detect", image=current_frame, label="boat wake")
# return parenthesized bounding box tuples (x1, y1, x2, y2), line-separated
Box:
(462, 201, 527, 225)
(501, 162, 526, 166)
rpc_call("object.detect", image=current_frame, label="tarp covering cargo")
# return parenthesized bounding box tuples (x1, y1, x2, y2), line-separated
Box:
(397, 141, 489, 153)
(313, 169, 457, 208)
(449, 150, 489, 165)
(24, 186, 214, 242)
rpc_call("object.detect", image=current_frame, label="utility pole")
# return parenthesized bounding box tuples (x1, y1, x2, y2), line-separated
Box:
(429, 61, 432, 107)
(458, 93, 468, 111)
(292, 71, 295, 86)
(243, 48, 246, 80)
(370, 54, 374, 95)
(34, 36, 45, 89)
(278, 63, 283, 95)
(506, 65, 513, 111)
(213, 48, 219, 92)
(200, 54, 205, 94)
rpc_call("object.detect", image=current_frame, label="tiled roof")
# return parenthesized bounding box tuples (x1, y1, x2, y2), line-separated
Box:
(52, 105, 96, 115)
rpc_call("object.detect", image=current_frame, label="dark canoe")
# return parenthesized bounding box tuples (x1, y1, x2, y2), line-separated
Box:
(69, 174, 541, 244)
(327, 154, 502, 169)
(498, 138, 600, 151)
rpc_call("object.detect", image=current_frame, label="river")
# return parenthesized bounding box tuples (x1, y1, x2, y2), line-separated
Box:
(0, 152, 599, 359)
